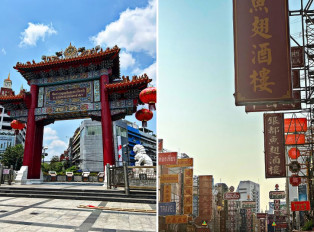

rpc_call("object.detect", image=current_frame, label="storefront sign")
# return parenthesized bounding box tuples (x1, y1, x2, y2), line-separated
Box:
(245, 91, 301, 113)
(242, 201, 256, 209)
(158, 152, 177, 165)
(234, 0, 292, 105)
(159, 202, 176, 216)
(224, 192, 240, 200)
(165, 215, 188, 224)
(257, 213, 267, 219)
(269, 191, 285, 199)
(160, 174, 179, 184)
(291, 201, 310, 211)
(166, 158, 193, 168)
(264, 113, 286, 178)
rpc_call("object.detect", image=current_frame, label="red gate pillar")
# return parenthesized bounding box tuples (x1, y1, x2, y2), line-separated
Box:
(100, 74, 115, 167)
(28, 121, 44, 179)
(23, 84, 38, 179)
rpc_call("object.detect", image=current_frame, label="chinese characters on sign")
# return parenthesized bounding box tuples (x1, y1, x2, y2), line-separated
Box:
(183, 168, 193, 214)
(245, 91, 301, 113)
(264, 113, 286, 178)
(165, 215, 188, 224)
(291, 46, 305, 68)
(291, 201, 311, 211)
(234, 0, 292, 105)
(269, 191, 286, 199)
(158, 152, 177, 165)
(163, 184, 172, 202)
(160, 174, 179, 184)
(165, 158, 193, 168)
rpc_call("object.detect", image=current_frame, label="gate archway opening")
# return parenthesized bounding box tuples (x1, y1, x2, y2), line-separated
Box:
(0, 44, 152, 184)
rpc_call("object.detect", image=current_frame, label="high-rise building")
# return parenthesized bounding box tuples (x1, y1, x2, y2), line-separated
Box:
(65, 119, 156, 171)
(237, 180, 260, 213)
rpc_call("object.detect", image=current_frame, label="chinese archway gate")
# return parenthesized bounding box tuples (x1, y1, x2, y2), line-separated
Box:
(0, 44, 151, 183)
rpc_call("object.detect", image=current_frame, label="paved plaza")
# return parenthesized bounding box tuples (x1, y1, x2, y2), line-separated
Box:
(0, 196, 156, 232)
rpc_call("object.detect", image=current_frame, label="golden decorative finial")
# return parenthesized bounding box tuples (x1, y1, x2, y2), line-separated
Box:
(8, 73, 10, 80)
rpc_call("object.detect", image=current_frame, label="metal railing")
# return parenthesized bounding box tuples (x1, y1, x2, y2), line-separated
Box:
(107, 162, 156, 194)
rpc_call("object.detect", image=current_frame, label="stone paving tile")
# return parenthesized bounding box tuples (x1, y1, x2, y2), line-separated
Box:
(0, 197, 156, 231)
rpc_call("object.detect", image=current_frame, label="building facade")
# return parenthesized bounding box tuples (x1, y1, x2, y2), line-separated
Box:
(0, 75, 26, 156)
(237, 180, 260, 213)
(66, 119, 156, 172)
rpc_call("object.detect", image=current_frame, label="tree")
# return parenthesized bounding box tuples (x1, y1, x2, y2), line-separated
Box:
(50, 155, 59, 163)
(1, 144, 24, 170)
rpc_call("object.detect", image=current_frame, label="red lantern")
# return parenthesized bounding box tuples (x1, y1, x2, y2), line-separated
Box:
(139, 87, 156, 111)
(10, 120, 25, 135)
(290, 174, 301, 187)
(288, 148, 301, 159)
(135, 109, 153, 127)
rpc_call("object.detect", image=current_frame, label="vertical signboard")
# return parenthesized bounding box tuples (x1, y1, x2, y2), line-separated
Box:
(158, 139, 163, 152)
(291, 46, 305, 68)
(298, 184, 308, 201)
(264, 113, 286, 178)
(233, 0, 292, 105)
(184, 168, 193, 214)
(195, 175, 213, 226)
(163, 184, 172, 202)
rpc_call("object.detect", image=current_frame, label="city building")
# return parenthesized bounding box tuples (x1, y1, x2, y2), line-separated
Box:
(237, 180, 260, 213)
(65, 119, 156, 172)
(0, 74, 26, 156)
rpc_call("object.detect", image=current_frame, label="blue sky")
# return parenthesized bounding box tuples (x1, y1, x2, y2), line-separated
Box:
(158, 0, 302, 211)
(0, 0, 156, 160)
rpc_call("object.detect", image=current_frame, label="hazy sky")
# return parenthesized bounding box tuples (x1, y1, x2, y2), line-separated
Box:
(158, 0, 302, 211)
(0, 0, 156, 160)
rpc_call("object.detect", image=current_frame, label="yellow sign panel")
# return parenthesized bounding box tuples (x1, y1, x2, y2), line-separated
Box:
(166, 158, 193, 168)
(184, 168, 193, 178)
(160, 174, 179, 184)
(165, 215, 188, 224)
(184, 205, 193, 215)
(184, 186, 193, 196)
(184, 195, 193, 205)
(184, 177, 193, 185)
(163, 184, 171, 202)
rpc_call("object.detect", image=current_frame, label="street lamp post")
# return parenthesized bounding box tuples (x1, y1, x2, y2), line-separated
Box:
(42, 146, 48, 163)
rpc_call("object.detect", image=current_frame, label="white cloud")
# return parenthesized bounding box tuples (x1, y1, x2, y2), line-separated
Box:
(43, 127, 58, 141)
(43, 127, 67, 158)
(91, 0, 156, 57)
(1, 48, 6, 55)
(133, 62, 156, 86)
(120, 51, 136, 69)
(19, 22, 57, 47)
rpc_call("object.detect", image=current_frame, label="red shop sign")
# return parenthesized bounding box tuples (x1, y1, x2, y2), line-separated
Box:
(291, 201, 310, 211)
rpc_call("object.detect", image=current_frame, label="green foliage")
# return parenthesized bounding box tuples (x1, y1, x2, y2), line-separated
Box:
(302, 219, 313, 231)
(65, 165, 79, 173)
(50, 162, 64, 173)
(1, 144, 24, 170)
(50, 155, 60, 163)
(41, 162, 50, 173)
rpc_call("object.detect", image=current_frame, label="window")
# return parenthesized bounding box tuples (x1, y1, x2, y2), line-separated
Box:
(116, 126, 127, 137)
(87, 126, 102, 135)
